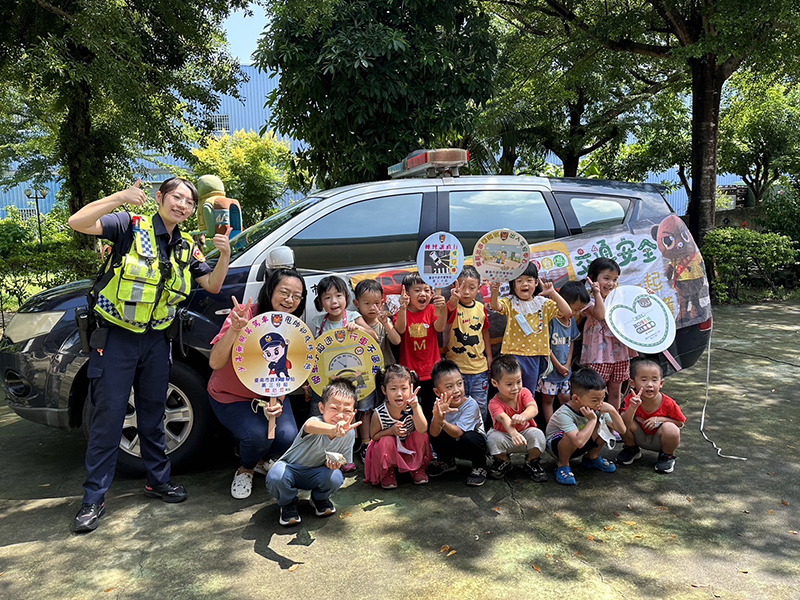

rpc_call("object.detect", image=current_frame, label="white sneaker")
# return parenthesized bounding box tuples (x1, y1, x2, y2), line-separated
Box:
(253, 459, 275, 476)
(231, 470, 254, 499)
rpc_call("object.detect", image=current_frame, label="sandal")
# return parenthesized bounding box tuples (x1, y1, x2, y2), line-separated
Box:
(231, 470, 254, 499)
(582, 455, 617, 473)
(555, 466, 577, 485)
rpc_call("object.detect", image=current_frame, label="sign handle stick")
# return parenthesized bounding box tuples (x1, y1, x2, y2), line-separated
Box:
(268, 398, 277, 439)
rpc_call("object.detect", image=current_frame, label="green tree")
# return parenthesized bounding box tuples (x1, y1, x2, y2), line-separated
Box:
(0, 0, 247, 228)
(481, 14, 684, 177)
(191, 130, 299, 226)
(719, 76, 800, 205)
(495, 0, 800, 245)
(255, 0, 497, 187)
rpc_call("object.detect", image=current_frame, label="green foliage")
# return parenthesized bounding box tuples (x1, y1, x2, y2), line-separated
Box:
(719, 76, 800, 204)
(759, 186, 800, 245)
(0, 243, 100, 309)
(0, 0, 248, 220)
(702, 228, 797, 302)
(255, 0, 497, 187)
(478, 16, 684, 177)
(190, 130, 298, 226)
(0, 219, 30, 257)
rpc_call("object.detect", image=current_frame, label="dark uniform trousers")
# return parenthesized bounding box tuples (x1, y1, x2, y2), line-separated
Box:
(83, 326, 171, 504)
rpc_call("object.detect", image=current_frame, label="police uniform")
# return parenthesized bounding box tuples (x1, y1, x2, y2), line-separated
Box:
(82, 212, 211, 505)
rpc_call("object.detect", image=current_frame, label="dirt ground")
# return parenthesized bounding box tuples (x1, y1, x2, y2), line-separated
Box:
(0, 302, 798, 599)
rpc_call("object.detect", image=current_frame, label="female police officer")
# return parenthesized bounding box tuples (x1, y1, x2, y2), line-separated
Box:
(68, 178, 231, 533)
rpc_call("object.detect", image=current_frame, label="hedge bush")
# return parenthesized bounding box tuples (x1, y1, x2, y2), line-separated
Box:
(702, 228, 797, 303)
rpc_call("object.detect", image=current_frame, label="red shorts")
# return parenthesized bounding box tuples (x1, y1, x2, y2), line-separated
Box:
(589, 360, 630, 383)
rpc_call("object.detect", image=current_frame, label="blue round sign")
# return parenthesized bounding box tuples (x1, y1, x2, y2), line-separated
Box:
(416, 231, 465, 289)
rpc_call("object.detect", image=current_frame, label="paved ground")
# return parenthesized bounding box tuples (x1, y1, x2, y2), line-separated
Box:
(1, 302, 799, 599)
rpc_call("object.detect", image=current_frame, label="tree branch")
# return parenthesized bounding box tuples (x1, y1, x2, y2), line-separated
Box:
(30, 0, 74, 22)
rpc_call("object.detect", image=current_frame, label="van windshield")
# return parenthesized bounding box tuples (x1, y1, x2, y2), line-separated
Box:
(204, 196, 324, 264)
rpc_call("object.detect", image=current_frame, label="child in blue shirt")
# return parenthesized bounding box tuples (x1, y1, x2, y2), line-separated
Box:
(538, 281, 590, 423)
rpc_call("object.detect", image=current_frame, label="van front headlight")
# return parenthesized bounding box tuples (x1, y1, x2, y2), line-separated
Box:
(4, 311, 66, 343)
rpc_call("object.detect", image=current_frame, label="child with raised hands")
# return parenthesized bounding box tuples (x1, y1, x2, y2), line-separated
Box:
(490, 262, 571, 395)
(445, 265, 492, 423)
(538, 280, 590, 423)
(364, 364, 431, 489)
(617, 359, 686, 474)
(309, 275, 375, 425)
(580, 257, 636, 410)
(545, 368, 626, 485)
(352, 279, 401, 461)
(395, 272, 447, 420)
(486, 355, 548, 482)
(266, 379, 361, 526)
(427, 360, 488, 486)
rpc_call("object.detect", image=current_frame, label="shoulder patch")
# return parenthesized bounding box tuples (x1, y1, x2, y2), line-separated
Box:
(192, 246, 206, 262)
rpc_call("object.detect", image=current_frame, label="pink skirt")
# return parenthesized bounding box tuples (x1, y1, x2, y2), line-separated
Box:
(364, 431, 432, 485)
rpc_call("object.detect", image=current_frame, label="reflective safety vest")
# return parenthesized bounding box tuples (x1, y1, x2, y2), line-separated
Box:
(93, 215, 194, 332)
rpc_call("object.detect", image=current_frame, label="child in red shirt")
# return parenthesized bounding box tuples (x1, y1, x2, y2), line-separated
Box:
(486, 355, 547, 482)
(617, 359, 686, 474)
(394, 272, 447, 420)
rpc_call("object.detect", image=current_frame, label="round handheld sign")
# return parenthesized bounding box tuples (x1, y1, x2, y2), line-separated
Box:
(605, 285, 677, 354)
(472, 229, 531, 283)
(231, 311, 316, 396)
(416, 231, 464, 289)
(309, 328, 384, 401)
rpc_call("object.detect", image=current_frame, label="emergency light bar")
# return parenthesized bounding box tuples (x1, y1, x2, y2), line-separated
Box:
(388, 148, 470, 179)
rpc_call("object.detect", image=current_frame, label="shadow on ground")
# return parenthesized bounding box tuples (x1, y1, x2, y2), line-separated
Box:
(0, 302, 798, 599)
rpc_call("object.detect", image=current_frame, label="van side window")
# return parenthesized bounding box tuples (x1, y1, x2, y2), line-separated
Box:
(563, 195, 629, 232)
(449, 190, 555, 251)
(286, 194, 423, 270)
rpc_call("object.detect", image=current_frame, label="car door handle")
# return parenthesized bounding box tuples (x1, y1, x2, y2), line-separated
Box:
(215, 309, 231, 315)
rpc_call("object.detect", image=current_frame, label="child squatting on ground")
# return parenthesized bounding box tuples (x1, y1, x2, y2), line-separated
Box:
(545, 368, 626, 485)
(445, 265, 493, 424)
(352, 279, 401, 462)
(394, 273, 447, 421)
(427, 359, 489, 487)
(617, 359, 687, 473)
(489, 263, 572, 395)
(266, 379, 361, 526)
(486, 355, 549, 483)
(537, 280, 590, 423)
(364, 364, 431, 489)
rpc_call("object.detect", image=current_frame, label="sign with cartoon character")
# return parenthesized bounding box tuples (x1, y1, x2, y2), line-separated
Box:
(605, 285, 677, 354)
(473, 229, 531, 283)
(309, 328, 384, 401)
(232, 311, 316, 396)
(527, 216, 711, 329)
(416, 231, 464, 288)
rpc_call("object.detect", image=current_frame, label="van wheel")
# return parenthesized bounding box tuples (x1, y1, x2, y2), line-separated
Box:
(81, 362, 212, 477)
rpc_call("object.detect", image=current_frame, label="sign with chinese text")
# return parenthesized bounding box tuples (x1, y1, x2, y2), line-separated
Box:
(416, 231, 464, 288)
(309, 328, 384, 401)
(605, 286, 676, 354)
(473, 229, 530, 283)
(232, 312, 316, 396)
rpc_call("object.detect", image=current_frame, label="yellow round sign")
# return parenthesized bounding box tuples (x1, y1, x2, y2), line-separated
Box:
(309, 328, 384, 401)
(231, 311, 316, 396)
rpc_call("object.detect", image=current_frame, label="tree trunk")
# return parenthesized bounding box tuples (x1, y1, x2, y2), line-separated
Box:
(562, 154, 580, 177)
(688, 58, 724, 247)
(499, 144, 518, 175)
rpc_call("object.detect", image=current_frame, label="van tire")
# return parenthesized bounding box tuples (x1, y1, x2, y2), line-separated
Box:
(81, 361, 212, 477)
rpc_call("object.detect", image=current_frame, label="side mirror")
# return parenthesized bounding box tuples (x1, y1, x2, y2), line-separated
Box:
(266, 246, 295, 269)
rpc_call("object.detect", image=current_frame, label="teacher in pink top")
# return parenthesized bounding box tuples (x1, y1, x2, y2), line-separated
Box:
(208, 268, 307, 499)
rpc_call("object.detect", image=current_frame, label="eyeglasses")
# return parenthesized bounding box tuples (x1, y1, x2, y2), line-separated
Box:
(275, 289, 303, 303)
(167, 194, 196, 209)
